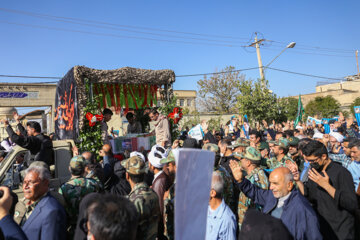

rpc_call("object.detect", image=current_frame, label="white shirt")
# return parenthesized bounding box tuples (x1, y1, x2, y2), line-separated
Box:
(152, 170, 163, 184)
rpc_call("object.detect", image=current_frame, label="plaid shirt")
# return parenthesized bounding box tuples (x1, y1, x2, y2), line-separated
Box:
(329, 153, 352, 169)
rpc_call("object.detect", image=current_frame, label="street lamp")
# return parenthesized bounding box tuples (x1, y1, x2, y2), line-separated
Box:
(264, 42, 296, 70)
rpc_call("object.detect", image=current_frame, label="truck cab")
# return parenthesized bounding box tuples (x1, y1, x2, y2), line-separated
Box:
(0, 140, 75, 198)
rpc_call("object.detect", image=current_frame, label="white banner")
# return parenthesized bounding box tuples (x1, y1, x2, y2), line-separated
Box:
(175, 149, 215, 240)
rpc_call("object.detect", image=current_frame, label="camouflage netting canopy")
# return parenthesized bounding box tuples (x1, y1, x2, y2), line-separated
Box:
(73, 65, 176, 85)
(58, 66, 175, 131)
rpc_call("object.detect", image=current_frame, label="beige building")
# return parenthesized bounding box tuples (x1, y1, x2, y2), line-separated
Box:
(291, 74, 360, 112)
(156, 90, 197, 112)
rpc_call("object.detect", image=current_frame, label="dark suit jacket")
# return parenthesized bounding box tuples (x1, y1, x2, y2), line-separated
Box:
(22, 193, 67, 240)
(0, 215, 28, 240)
(151, 171, 171, 214)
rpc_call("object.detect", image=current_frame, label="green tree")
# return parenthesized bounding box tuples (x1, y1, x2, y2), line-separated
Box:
(180, 111, 200, 130)
(197, 66, 245, 113)
(236, 78, 281, 122)
(305, 96, 340, 118)
(278, 97, 300, 121)
(207, 116, 222, 131)
(350, 97, 360, 116)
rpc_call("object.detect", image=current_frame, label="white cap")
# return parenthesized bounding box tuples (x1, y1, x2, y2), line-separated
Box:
(148, 150, 165, 169)
(329, 132, 344, 143)
(130, 151, 145, 162)
(313, 132, 324, 139)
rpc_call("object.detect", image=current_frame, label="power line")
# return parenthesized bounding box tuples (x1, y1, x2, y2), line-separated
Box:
(0, 8, 248, 45)
(266, 67, 344, 81)
(0, 21, 244, 48)
(0, 66, 347, 81)
(0, 74, 61, 79)
(0, 7, 249, 41)
(175, 67, 259, 77)
(260, 47, 353, 58)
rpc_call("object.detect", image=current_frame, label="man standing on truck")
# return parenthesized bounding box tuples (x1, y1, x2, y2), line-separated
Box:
(1, 112, 53, 166)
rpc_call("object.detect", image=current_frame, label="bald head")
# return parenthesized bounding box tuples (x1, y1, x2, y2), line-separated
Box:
(269, 167, 294, 199)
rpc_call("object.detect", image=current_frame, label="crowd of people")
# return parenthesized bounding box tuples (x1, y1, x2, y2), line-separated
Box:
(0, 109, 359, 240)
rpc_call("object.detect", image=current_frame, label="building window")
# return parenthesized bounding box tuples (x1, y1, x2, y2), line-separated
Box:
(187, 99, 191, 106)
(180, 99, 184, 106)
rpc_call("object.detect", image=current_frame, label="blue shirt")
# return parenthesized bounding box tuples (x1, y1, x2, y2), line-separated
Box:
(206, 199, 236, 240)
(347, 160, 360, 191)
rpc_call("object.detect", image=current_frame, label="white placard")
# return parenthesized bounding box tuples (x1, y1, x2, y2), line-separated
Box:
(188, 124, 204, 141)
(175, 149, 215, 240)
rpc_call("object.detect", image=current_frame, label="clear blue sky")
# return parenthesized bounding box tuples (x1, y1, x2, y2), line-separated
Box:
(0, 0, 359, 100)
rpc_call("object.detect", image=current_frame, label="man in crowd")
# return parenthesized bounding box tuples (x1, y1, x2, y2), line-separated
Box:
(101, 108, 113, 144)
(122, 155, 160, 240)
(349, 140, 360, 191)
(203, 143, 236, 214)
(59, 156, 101, 234)
(328, 137, 354, 168)
(148, 146, 171, 239)
(258, 142, 270, 168)
(267, 138, 294, 170)
(3, 112, 53, 165)
(148, 109, 171, 148)
(86, 194, 139, 240)
(293, 140, 357, 239)
(249, 130, 262, 148)
(160, 150, 177, 240)
(0, 150, 6, 163)
(229, 161, 322, 239)
(328, 132, 345, 154)
(126, 112, 143, 134)
(288, 137, 305, 171)
(17, 165, 67, 240)
(234, 147, 269, 229)
(206, 171, 236, 240)
(218, 139, 235, 174)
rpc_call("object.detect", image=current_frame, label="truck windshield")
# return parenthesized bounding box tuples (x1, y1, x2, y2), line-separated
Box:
(0, 149, 14, 170)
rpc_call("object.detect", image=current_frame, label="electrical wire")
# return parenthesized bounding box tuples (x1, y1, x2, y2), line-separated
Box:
(0, 66, 348, 81)
(0, 21, 244, 48)
(0, 7, 249, 41)
(0, 8, 248, 45)
(266, 67, 344, 81)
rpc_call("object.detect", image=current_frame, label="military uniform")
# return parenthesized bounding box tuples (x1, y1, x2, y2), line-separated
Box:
(59, 156, 100, 232)
(235, 147, 269, 229)
(203, 143, 236, 214)
(122, 156, 160, 240)
(267, 138, 295, 170)
(163, 183, 175, 240)
(160, 150, 177, 240)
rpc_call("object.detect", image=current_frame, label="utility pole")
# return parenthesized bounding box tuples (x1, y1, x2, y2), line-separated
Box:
(356, 50, 360, 77)
(249, 33, 265, 81)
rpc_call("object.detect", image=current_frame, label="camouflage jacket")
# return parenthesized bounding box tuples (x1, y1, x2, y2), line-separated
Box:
(215, 165, 236, 214)
(267, 155, 294, 170)
(128, 182, 160, 240)
(163, 183, 175, 240)
(59, 176, 100, 226)
(238, 167, 269, 229)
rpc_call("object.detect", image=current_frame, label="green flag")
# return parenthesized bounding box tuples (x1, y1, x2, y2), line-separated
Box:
(294, 95, 304, 128)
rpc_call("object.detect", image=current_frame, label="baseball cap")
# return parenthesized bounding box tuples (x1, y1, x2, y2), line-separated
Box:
(160, 150, 176, 164)
(236, 147, 261, 162)
(202, 143, 219, 153)
(228, 138, 249, 148)
(288, 137, 300, 146)
(121, 156, 146, 175)
(258, 142, 269, 151)
(69, 155, 85, 171)
(274, 138, 290, 149)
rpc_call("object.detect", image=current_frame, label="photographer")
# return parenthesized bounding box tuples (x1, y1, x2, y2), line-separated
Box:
(0, 186, 28, 240)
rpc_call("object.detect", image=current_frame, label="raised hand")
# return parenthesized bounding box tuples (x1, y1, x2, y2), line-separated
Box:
(308, 168, 330, 190)
(229, 160, 243, 183)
